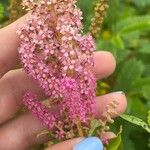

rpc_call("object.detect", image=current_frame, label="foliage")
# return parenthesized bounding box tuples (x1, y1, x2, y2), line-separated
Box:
(148, 111, 150, 126)
(0, 3, 4, 21)
(120, 114, 150, 133)
(79, 0, 150, 149)
(0, 0, 150, 150)
(106, 127, 122, 150)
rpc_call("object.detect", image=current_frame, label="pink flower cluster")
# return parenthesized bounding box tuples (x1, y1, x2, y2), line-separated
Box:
(23, 92, 56, 130)
(18, 0, 97, 138)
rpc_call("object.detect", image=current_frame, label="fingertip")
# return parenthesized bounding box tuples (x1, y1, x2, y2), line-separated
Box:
(45, 138, 84, 150)
(96, 91, 127, 118)
(101, 132, 116, 143)
(106, 51, 116, 75)
(114, 91, 127, 115)
(94, 51, 116, 79)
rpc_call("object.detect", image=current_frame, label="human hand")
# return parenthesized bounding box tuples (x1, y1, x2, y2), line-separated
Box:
(0, 16, 127, 150)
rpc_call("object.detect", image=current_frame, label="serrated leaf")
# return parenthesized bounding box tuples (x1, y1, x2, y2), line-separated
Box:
(120, 114, 150, 133)
(115, 15, 150, 34)
(132, 77, 150, 87)
(131, 78, 150, 99)
(142, 85, 150, 100)
(147, 111, 150, 126)
(88, 119, 100, 136)
(138, 43, 150, 54)
(111, 34, 125, 49)
(127, 97, 148, 119)
(133, 0, 150, 7)
(114, 59, 145, 92)
(106, 127, 122, 150)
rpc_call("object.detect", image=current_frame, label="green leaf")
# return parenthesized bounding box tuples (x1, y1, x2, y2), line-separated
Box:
(114, 59, 145, 92)
(142, 85, 150, 100)
(131, 78, 150, 99)
(77, 0, 94, 32)
(120, 114, 150, 133)
(138, 43, 150, 54)
(144, 64, 150, 76)
(111, 34, 125, 49)
(132, 0, 150, 7)
(0, 3, 4, 20)
(88, 119, 100, 136)
(132, 77, 150, 87)
(106, 127, 122, 150)
(115, 15, 150, 34)
(126, 97, 149, 119)
(147, 111, 150, 126)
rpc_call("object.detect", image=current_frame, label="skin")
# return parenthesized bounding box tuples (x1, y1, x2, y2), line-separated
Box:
(0, 16, 127, 150)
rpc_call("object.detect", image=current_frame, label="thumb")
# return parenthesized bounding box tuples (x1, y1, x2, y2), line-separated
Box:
(45, 137, 103, 150)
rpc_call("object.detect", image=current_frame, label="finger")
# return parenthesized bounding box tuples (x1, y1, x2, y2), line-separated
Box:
(0, 69, 45, 124)
(46, 137, 103, 150)
(101, 132, 116, 145)
(0, 92, 127, 149)
(0, 11, 115, 79)
(0, 21, 115, 79)
(96, 92, 127, 118)
(0, 114, 102, 150)
(0, 113, 49, 150)
(0, 16, 27, 78)
(0, 51, 115, 124)
(94, 51, 116, 79)
(102, 132, 116, 140)
(45, 138, 84, 150)
(46, 132, 116, 150)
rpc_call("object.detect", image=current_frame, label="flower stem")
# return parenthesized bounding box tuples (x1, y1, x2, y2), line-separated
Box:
(55, 124, 66, 134)
(76, 120, 84, 137)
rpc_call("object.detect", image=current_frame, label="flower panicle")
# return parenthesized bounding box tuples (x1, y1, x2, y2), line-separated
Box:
(89, 0, 109, 38)
(19, 0, 96, 125)
(17, 0, 114, 143)
(23, 92, 57, 130)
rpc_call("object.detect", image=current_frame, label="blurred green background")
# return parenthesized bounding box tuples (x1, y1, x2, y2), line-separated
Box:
(0, 0, 150, 150)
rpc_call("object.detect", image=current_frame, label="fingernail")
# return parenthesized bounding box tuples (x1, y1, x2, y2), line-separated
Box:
(114, 91, 125, 95)
(73, 137, 103, 150)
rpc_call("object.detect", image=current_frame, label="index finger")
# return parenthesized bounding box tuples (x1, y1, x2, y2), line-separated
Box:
(0, 16, 26, 78)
